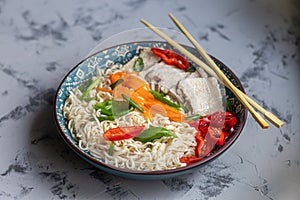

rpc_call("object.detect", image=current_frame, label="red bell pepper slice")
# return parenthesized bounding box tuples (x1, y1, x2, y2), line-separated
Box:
(209, 111, 238, 132)
(151, 47, 190, 70)
(207, 127, 225, 146)
(198, 117, 211, 137)
(103, 126, 145, 141)
(180, 156, 203, 165)
(195, 131, 212, 157)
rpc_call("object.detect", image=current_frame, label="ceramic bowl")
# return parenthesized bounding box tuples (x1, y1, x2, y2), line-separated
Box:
(54, 41, 247, 180)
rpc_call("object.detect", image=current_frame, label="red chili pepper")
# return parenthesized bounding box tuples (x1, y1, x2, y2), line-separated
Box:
(209, 111, 237, 131)
(188, 111, 237, 163)
(207, 127, 225, 146)
(198, 117, 211, 137)
(195, 131, 203, 157)
(195, 131, 212, 157)
(151, 47, 190, 70)
(103, 126, 145, 141)
(180, 156, 203, 165)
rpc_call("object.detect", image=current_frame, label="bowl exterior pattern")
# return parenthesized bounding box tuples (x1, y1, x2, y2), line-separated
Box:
(55, 42, 246, 179)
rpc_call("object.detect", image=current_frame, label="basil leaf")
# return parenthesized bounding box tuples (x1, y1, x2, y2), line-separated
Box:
(133, 126, 175, 143)
(133, 57, 144, 72)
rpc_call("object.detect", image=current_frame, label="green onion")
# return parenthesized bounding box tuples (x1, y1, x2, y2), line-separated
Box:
(95, 100, 134, 120)
(133, 57, 144, 72)
(122, 94, 144, 113)
(97, 116, 115, 122)
(185, 66, 196, 72)
(149, 89, 182, 110)
(94, 100, 113, 116)
(80, 78, 100, 100)
(185, 114, 203, 121)
(110, 79, 124, 89)
(108, 142, 114, 156)
(79, 79, 93, 93)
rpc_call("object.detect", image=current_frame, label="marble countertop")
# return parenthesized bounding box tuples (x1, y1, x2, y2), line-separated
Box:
(0, 0, 299, 199)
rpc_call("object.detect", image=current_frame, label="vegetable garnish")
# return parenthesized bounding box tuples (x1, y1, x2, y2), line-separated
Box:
(108, 142, 115, 156)
(110, 79, 124, 90)
(95, 100, 134, 121)
(133, 57, 144, 72)
(109, 71, 126, 84)
(207, 127, 225, 146)
(79, 78, 93, 93)
(80, 78, 100, 100)
(185, 114, 203, 121)
(149, 89, 182, 110)
(185, 65, 196, 72)
(95, 99, 113, 115)
(190, 111, 237, 146)
(133, 126, 175, 143)
(103, 126, 145, 141)
(129, 86, 185, 122)
(181, 111, 238, 166)
(179, 156, 203, 165)
(122, 94, 144, 113)
(151, 47, 190, 70)
(96, 87, 113, 94)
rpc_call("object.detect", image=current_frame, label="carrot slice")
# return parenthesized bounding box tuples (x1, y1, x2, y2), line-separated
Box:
(110, 72, 126, 84)
(96, 87, 113, 94)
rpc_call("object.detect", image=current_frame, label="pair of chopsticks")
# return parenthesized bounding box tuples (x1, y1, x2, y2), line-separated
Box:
(140, 14, 284, 129)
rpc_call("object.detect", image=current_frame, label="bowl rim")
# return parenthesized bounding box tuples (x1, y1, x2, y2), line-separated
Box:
(54, 41, 248, 176)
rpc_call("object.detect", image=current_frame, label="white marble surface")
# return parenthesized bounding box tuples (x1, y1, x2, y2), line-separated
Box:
(0, 0, 299, 199)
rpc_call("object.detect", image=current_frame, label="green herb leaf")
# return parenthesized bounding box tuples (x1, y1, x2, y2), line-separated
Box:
(133, 57, 144, 72)
(133, 126, 175, 143)
(79, 79, 93, 93)
(108, 142, 114, 156)
(80, 78, 100, 101)
(185, 66, 196, 72)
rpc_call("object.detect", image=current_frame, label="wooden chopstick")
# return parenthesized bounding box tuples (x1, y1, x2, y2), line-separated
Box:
(140, 19, 270, 128)
(167, 13, 284, 128)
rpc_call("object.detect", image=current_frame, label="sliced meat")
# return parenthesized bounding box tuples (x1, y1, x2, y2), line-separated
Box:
(143, 63, 187, 90)
(177, 77, 224, 115)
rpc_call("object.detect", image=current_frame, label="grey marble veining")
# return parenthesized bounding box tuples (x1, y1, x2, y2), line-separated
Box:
(0, 0, 299, 199)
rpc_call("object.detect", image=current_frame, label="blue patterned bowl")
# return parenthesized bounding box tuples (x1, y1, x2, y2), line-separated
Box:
(54, 41, 247, 180)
